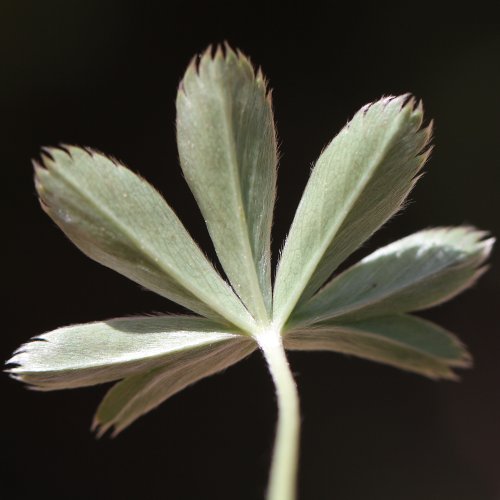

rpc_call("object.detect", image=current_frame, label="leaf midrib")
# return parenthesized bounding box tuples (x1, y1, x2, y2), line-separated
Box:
(22, 332, 240, 374)
(288, 319, 465, 365)
(218, 82, 269, 322)
(277, 110, 406, 325)
(49, 163, 248, 328)
(301, 256, 475, 324)
(109, 339, 250, 430)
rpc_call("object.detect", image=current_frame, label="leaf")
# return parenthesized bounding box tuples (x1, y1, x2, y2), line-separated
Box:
(176, 45, 277, 322)
(35, 147, 254, 332)
(7, 315, 253, 390)
(273, 96, 432, 327)
(285, 315, 471, 380)
(292, 227, 494, 326)
(93, 336, 255, 436)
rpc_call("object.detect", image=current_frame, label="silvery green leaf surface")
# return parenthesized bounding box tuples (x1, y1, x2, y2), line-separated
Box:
(273, 96, 432, 326)
(93, 336, 256, 436)
(7, 45, 495, 500)
(285, 314, 470, 379)
(176, 46, 277, 322)
(7, 315, 251, 390)
(292, 227, 494, 326)
(35, 147, 254, 332)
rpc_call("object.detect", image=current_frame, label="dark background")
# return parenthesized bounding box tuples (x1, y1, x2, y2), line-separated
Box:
(2, 5, 499, 499)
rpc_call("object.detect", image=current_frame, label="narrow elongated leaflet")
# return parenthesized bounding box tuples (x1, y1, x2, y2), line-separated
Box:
(292, 227, 494, 325)
(34, 147, 254, 332)
(93, 337, 255, 436)
(274, 96, 432, 327)
(7, 315, 249, 390)
(285, 314, 471, 379)
(177, 46, 277, 322)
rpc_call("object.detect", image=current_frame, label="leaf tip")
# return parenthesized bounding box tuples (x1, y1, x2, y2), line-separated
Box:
(91, 416, 111, 439)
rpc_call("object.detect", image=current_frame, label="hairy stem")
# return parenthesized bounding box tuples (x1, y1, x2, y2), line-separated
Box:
(257, 328, 300, 500)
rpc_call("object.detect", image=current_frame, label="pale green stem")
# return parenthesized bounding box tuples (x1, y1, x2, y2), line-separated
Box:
(257, 328, 300, 500)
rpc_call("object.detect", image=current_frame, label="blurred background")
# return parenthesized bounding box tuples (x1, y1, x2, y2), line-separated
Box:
(2, 4, 499, 499)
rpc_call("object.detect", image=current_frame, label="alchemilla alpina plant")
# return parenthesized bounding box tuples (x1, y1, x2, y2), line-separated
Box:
(7, 45, 494, 500)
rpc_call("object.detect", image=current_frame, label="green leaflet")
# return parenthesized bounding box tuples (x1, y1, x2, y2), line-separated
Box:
(285, 315, 471, 380)
(93, 336, 256, 436)
(274, 96, 432, 327)
(7, 315, 250, 390)
(292, 227, 494, 326)
(177, 46, 277, 322)
(35, 147, 254, 332)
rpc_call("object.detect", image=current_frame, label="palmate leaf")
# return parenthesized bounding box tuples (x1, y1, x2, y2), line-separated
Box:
(7, 44, 494, 500)
(7, 315, 253, 390)
(274, 96, 432, 327)
(177, 46, 277, 322)
(285, 315, 470, 380)
(35, 147, 254, 332)
(292, 227, 494, 326)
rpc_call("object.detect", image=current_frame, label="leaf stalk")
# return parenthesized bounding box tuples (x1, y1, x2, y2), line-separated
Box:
(256, 327, 300, 500)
